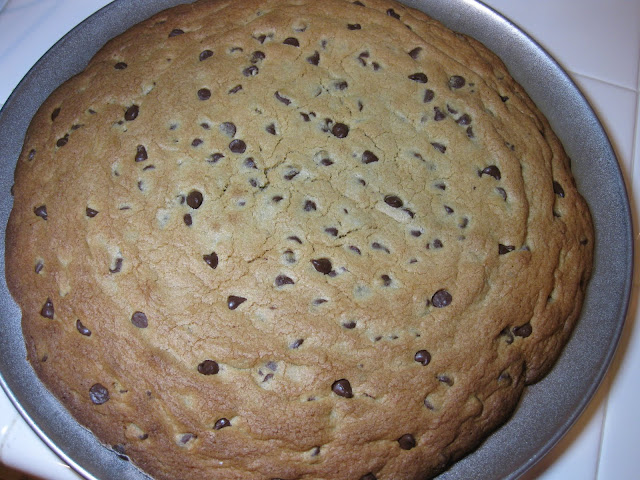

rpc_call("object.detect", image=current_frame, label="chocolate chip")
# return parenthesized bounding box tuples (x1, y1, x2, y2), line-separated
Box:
(290, 338, 304, 349)
(228, 85, 243, 94)
(331, 123, 349, 138)
(480, 165, 501, 180)
(229, 139, 247, 154)
(349, 245, 362, 255)
(498, 244, 515, 255)
(283, 37, 300, 47)
(434, 106, 446, 121)
(135, 145, 148, 162)
(423, 89, 435, 102)
(353, 0, 365, 5)
(34, 205, 47, 220)
(347, 23, 362, 30)
(109, 257, 123, 273)
(35, 261, 44, 274)
(168, 28, 184, 37)
(362, 150, 379, 164)
(449, 75, 466, 89)
(275, 275, 295, 286)
(191, 138, 203, 148)
(361, 474, 377, 480)
(131, 311, 148, 328)
(513, 323, 532, 338)
(89, 383, 110, 405)
(408, 47, 423, 60)
(272, 195, 284, 203)
(387, 8, 401, 19)
(199, 49, 213, 61)
(311, 258, 332, 274)
(307, 51, 320, 65)
(203, 252, 218, 269)
(431, 239, 443, 249)
(304, 200, 317, 211)
(208, 153, 225, 164)
(251, 51, 266, 63)
(342, 321, 357, 329)
(332, 379, 353, 398)
(431, 142, 446, 153)
(197, 359, 219, 375)
(183, 213, 192, 226)
(553, 181, 565, 198)
(437, 374, 454, 386)
(409, 72, 428, 83)
(114, 62, 128, 70)
(50, 107, 61, 121)
(220, 122, 236, 137)
(398, 434, 416, 450)
(456, 114, 472, 126)
(500, 95, 509, 102)
(444, 205, 454, 214)
(243, 65, 259, 76)
(56, 135, 69, 147)
(411, 230, 422, 237)
(381, 274, 392, 286)
(431, 289, 452, 308)
(227, 295, 247, 310)
(76, 319, 91, 336)
(284, 168, 300, 180)
(40, 298, 54, 319)
(384, 195, 403, 208)
(414, 350, 431, 366)
(198, 88, 211, 100)
(266, 123, 277, 135)
(496, 187, 507, 201)
(214, 418, 231, 430)
(124, 105, 139, 121)
(187, 190, 203, 209)
(274, 91, 291, 105)
(324, 227, 338, 237)
(371, 242, 390, 253)
(334, 80, 349, 90)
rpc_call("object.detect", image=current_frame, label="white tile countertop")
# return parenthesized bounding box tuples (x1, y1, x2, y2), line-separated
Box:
(0, 0, 638, 479)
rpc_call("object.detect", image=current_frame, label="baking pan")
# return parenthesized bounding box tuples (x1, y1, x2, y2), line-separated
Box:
(0, 1, 632, 479)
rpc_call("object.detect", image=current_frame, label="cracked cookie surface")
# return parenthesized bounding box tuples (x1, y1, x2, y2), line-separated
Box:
(5, 0, 593, 479)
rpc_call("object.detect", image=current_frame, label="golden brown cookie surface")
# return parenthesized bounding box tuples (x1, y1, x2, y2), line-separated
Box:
(5, 0, 593, 479)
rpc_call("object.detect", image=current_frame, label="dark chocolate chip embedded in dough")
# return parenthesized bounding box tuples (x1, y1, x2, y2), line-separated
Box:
(332, 379, 353, 398)
(398, 434, 416, 450)
(203, 252, 219, 269)
(114, 62, 128, 70)
(34, 205, 47, 220)
(347, 23, 362, 30)
(409, 72, 428, 83)
(40, 298, 54, 319)
(387, 8, 401, 19)
(496, 187, 507, 201)
(331, 123, 349, 138)
(361, 473, 377, 480)
(229, 139, 247, 153)
(284, 168, 299, 180)
(109, 257, 123, 273)
(89, 383, 110, 405)
(498, 244, 516, 255)
(408, 47, 422, 59)
(135, 145, 148, 162)
(325, 227, 338, 236)
(198, 88, 211, 100)
(124, 105, 139, 121)
(349, 245, 362, 255)
(449, 75, 466, 89)
(480, 165, 501, 180)
(76, 319, 91, 336)
(304, 200, 317, 211)
(307, 51, 320, 65)
(187, 190, 203, 209)
(168, 28, 185, 37)
(431, 289, 452, 308)
(384, 195, 403, 208)
(290, 338, 304, 349)
(371, 242, 390, 253)
(35, 261, 44, 274)
(437, 374, 454, 386)
(362, 150, 379, 164)
(283, 37, 300, 47)
(191, 138, 203, 147)
(414, 350, 431, 366)
(513, 323, 532, 338)
(131, 311, 148, 328)
(381, 274, 392, 286)
(334, 80, 349, 90)
(274, 91, 291, 105)
(214, 418, 231, 430)
(251, 50, 266, 63)
(56, 135, 69, 147)
(199, 49, 213, 61)
(342, 321, 357, 329)
(51, 107, 61, 121)
(266, 123, 277, 135)
(243, 65, 259, 77)
(553, 181, 565, 198)
(209, 153, 225, 164)
(183, 214, 193, 226)
(434, 107, 446, 121)
(275, 275, 295, 286)
(431, 142, 446, 153)
(353, 0, 365, 5)
(311, 258, 332, 274)
(227, 295, 247, 310)
(457, 114, 472, 125)
(197, 360, 219, 375)
(220, 122, 236, 137)
(424, 89, 435, 103)
(229, 85, 243, 94)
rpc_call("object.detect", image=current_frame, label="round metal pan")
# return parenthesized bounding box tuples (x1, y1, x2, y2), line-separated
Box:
(0, 1, 632, 479)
